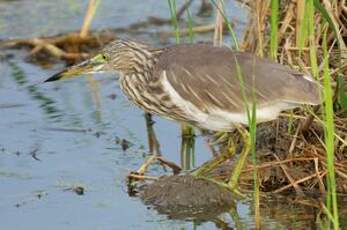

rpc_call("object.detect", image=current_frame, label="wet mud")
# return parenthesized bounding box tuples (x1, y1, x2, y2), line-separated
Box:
(140, 175, 235, 219)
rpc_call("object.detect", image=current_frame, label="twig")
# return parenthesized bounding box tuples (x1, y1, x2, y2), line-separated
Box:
(288, 123, 302, 156)
(156, 156, 181, 175)
(213, 0, 224, 46)
(273, 153, 304, 195)
(176, 0, 194, 20)
(314, 156, 326, 193)
(273, 171, 327, 194)
(136, 155, 157, 175)
(243, 157, 317, 172)
(127, 174, 158, 181)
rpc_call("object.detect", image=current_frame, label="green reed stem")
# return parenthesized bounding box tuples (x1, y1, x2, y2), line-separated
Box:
(168, 0, 195, 170)
(322, 26, 340, 230)
(307, 1, 333, 223)
(270, 0, 279, 60)
(168, 0, 180, 43)
(185, 1, 196, 168)
(297, 1, 307, 57)
(181, 124, 196, 170)
(186, 1, 194, 44)
(306, 0, 318, 79)
(250, 83, 260, 229)
(313, 0, 347, 114)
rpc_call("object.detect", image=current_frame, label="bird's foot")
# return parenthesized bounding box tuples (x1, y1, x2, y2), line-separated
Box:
(191, 152, 231, 177)
(192, 132, 236, 177)
(192, 128, 250, 198)
(195, 176, 246, 198)
(127, 155, 181, 182)
(127, 155, 181, 196)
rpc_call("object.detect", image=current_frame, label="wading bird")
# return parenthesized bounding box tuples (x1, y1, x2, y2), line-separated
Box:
(45, 39, 321, 191)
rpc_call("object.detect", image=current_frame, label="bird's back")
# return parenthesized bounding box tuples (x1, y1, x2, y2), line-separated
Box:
(154, 43, 320, 110)
(150, 43, 321, 130)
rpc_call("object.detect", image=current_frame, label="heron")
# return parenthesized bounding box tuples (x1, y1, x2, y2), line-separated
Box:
(45, 39, 321, 191)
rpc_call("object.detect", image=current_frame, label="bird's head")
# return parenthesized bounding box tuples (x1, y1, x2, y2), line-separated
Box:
(45, 39, 155, 82)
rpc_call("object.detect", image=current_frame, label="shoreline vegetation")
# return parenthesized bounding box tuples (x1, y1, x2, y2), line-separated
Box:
(1, 0, 346, 228)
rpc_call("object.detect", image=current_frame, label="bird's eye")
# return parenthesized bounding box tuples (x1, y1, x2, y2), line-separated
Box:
(101, 54, 107, 60)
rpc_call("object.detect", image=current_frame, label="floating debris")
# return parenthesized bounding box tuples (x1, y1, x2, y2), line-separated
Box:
(73, 186, 85, 196)
(115, 137, 133, 151)
(107, 93, 117, 100)
(63, 186, 85, 196)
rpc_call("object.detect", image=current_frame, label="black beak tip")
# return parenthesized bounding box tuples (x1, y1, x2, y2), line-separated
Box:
(44, 71, 64, 83)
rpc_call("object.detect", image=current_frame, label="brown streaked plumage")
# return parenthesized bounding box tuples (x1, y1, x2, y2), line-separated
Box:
(45, 39, 321, 131)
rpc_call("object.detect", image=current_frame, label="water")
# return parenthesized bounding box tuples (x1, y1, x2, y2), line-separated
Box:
(0, 1, 337, 229)
(0, 0, 247, 40)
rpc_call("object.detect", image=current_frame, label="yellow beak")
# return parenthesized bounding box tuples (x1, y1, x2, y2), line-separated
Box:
(44, 54, 106, 82)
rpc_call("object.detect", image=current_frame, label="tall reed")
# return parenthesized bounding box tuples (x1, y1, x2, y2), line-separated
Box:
(210, 0, 260, 226)
(168, 0, 180, 44)
(242, 0, 344, 226)
(186, 2, 194, 44)
(168, 0, 195, 170)
(322, 27, 340, 229)
(210, 0, 239, 49)
(307, 0, 339, 227)
(270, 0, 278, 60)
(80, 0, 101, 37)
(307, 0, 318, 79)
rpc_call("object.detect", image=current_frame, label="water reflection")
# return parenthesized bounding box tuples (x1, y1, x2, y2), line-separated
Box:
(180, 124, 196, 171)
(86, 75, 102, 124)
(8, 61, 62, 120)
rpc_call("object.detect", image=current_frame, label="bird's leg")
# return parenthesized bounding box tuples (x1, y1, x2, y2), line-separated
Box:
(135, 155, 157, 175)
(227, 126, 251, 191)
(127, 154, 181, 182)
(203, 130, 230, 160)
(145, 113, 161, 156)
(192, 131, 236, 177)
(128, 113, 181, 181)
(228, 205, 246, 229)
(204, 136, 218, 157)
(127, 113, 162, 181)
(143, 113, 168, 172)
(200, 129, 219, 157)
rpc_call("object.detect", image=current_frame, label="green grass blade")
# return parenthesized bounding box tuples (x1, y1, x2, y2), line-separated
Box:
(168, 0, 195, 170)
(250, 59, 260, 228)
(270, 0, 279, 60)
(168, 0, 180, 43)
(185, 1, 195, 167)
(186, 1, 194, 44)
(322, 26, 340, 230)
(234, 54, 260, 228)
(307, 0, 318, 79)
(297, 5, 307, 56)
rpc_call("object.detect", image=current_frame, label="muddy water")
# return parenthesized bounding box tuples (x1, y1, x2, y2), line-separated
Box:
(0, 1, 330, 229)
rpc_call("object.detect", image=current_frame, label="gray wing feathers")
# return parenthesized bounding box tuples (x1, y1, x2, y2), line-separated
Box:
(153, 44, 321, 113)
